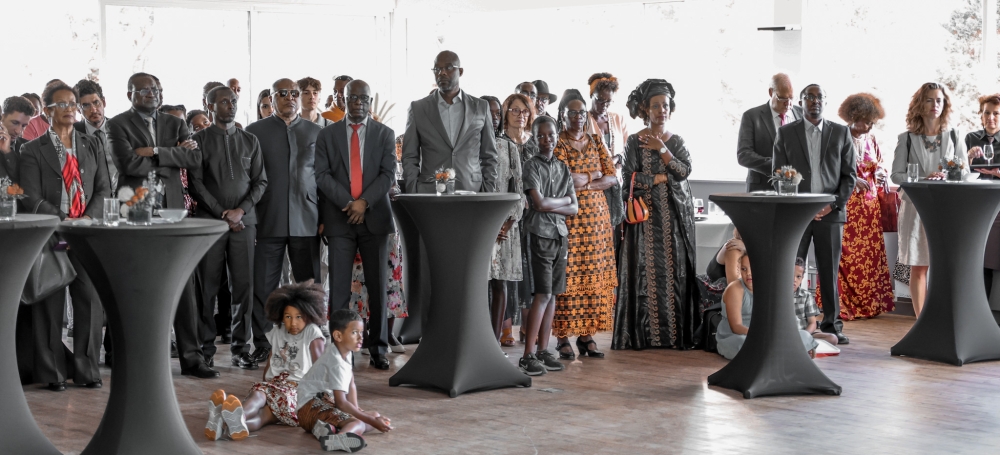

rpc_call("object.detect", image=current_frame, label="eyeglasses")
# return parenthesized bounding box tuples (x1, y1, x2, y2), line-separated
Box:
(566, 110, 588, 118)
(347, 95, 371, 103)
(274, 89, 301, 98)
(130, 88, 160, 97)
(508, 108, 531, 117)
(431, 65, 460, 75)
(802, 94, 825, 102)
(775, 96, 794, 103)
(46, 102, 79, 110)
(79, 101, 102, 110)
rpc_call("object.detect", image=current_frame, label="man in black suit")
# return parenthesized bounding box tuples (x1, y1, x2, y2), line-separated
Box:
(106, 72, 218, 378)
(737, 73, 804, 192)
(74, 80, 119, 195)
(315, 80, 396, 370)
(772, 84, 857, 344)
(245, 78, 322, 349)
(0, 95, 37, 181)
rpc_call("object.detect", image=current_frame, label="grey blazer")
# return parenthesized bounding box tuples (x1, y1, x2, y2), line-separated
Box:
(19, 131, 111, 220)
(401, 91, 499, 194)
(315, 118, 397, 237)
(737, 102, 803, 192)
(772, 119, 857, 223)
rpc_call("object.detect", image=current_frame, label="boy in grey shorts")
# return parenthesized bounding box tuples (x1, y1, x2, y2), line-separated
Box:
(519, 116, 579, 376)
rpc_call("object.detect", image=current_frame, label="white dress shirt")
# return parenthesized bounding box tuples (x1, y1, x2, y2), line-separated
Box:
(437, 90, 465, 146)
(346, 115, 369, 171)
(770, 104, 792, 133)
(805, 120, 824, 193)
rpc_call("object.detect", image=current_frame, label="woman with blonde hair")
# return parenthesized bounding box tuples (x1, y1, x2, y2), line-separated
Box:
(890, 82, 968, 316)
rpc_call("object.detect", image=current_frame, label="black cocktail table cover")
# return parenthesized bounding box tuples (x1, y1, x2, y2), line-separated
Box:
(391, 200, 427, 344)
(389, 193, 531, 397)
(892, 181, 1000, 365)
(58, 219, 228, 455)
(0, 215, 61, 454)
(707, 193, 842, 398)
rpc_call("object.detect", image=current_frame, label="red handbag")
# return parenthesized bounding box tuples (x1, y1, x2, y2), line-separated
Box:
(625, 172, 650, 224)
(878, 184, 900, 232)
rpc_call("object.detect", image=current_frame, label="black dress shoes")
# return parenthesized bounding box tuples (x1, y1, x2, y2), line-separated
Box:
(251, 348, 270, 365)
(220, 333, 232, 345)
(232, 353, 259, 370)
(835, 332, 850, 345)
(182, 363, 221, 378)
(369, 354, 390, 370)
(47, 381, 66, 392)
(84, 379, 103, 388)
(170, 340, 179, 358)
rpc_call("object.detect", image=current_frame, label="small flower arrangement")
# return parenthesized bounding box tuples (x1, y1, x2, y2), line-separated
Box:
(0, 177, 24, 220)
(435, 167, 456, 195)
(1, 177, 24, 197)
(118, 186, 153, 224)
(770, 165, 803, 195)
(938, 156, 965, 181)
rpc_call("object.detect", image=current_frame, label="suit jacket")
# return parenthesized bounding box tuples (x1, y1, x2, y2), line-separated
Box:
(772, 119, 857, 223)
(246, 116, 321, 237)
(106, 109, 201, 209)
(401, 91, 499, 194)
(737, 102, 803, 192)
(315, 117, 397, 237)
(0, 138, 26, 182)
(19, 131, 111, 220)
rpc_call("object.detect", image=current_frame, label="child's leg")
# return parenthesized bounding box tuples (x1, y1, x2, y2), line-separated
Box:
(536, 295, 557, 352)
(522, 293, 551, 358)
(242, 390, 267, 420)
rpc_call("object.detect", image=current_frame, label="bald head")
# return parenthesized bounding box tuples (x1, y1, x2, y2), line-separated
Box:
(227, 78, 241, 96)
(768, 73, 794, 115)
(272, 78, 295, 92)
(435, 50, 460, 68)
(345, 79, 372, 123)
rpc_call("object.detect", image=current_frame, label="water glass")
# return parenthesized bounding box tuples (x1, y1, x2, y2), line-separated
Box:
(394, 161, 404, 181)
(906, 163, 920, 182)
(0, 197, 16, 221)
(104, 198, 120, 226)
(707, 201, 721, 215)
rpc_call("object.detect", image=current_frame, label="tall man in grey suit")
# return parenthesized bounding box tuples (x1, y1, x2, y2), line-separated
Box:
(737, 73, 803, 192)
(401, 50, 499, 193)
(772, 84, 857, 344)
(316, 80, 397, 370)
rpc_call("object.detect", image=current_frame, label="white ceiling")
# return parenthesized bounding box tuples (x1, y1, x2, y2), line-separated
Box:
(394, 0, 677, 14)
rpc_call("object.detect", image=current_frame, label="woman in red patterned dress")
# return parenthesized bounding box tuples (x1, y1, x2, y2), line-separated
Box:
(819, 93, 894, 319)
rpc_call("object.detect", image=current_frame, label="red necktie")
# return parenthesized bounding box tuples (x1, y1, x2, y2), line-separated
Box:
(780, 114, 786, 126)
(350, 124, 363, 199)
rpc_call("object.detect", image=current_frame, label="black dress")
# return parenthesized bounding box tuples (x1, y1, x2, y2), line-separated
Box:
(612, 134, 699, 350)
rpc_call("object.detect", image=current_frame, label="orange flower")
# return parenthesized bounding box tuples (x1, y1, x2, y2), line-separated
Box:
(5, 183, 23, 195)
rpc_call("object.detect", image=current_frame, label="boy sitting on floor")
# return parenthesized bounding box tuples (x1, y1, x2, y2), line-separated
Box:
(793, 258, 840, 346)
(296, 309, 392, 452)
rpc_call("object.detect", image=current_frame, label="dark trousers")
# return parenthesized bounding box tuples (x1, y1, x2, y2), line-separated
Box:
(255, 236, 321, 314)
(797, 220, 845, 334)
(328, 225, 389, 356)
(213, 270, 232, 339)
(32, 251, 103, 384)
(175, 273, 206, 370)
(198, 225, 259, 356)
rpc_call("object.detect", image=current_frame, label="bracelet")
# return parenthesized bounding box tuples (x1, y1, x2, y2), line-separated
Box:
(586, 172, 593, 184)
(585, 183, 591, 191)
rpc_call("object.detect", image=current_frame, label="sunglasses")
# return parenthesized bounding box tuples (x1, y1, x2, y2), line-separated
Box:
(274, 89, 301, 99)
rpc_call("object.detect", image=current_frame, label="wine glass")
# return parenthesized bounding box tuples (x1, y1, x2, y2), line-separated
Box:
(694, 198, 705, 215)
(985, 144, 995, 166)
(394, 161, 404, 182)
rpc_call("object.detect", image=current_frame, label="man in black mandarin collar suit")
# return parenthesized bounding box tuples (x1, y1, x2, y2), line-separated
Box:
(772, 84, 857, 344)
(315, 80, 396, 370)
(106, 72, 218, 378)
(737, 73, 804, 192)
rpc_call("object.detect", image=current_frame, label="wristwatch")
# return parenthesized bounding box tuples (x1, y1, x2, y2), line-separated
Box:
(658, 146, 669, 155)
(829, 202, 840, 211)
(152, 147, 159, 156)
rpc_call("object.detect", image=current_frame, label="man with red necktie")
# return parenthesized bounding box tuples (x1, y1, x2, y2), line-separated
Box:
(315, 79, 397, 370)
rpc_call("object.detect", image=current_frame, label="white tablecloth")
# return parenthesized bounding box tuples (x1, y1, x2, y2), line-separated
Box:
(695, 215, 734, 274)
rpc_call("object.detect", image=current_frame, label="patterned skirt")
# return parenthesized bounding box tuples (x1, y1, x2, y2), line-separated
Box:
(553, 189, 617, 338)
(249, 371, 299, 427)
(351, 232, 408, 319)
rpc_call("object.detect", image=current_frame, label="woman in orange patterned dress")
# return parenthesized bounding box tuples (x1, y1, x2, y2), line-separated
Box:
(551, 90, 618, 359)
(818, 93, 894, 319)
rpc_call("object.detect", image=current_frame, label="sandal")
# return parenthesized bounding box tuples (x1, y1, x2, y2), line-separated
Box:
(556, 342, 576, 360)
(576, 337, 605, 358)
(500, 327, 516, 347)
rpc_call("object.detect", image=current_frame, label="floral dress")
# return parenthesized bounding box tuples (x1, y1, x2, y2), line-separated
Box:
(551, 134, 618, 338)
(349, 231, 408, 319)
(490, 136, 524, 281)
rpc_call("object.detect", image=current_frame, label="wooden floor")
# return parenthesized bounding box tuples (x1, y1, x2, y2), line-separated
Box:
(25, 315, 1000, 454)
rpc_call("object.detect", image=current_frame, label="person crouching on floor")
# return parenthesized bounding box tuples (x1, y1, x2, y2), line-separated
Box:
(296, 309, 392, 452)
(206, 280, 328, 440)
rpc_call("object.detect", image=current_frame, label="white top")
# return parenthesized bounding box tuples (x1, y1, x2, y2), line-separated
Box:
(769, 104, 792, 132)
(805, 120, 824, 193)
(295, 346, 354, 410)
(263, 323, 324, 382)
(437, 89, 465, 146)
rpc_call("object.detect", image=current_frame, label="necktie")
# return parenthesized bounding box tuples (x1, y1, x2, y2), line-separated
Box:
(780, 114, 786, 126)
(144, 117, 157, 146)
(95, 130, 119, 191)
(350, 124, 363, 199)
